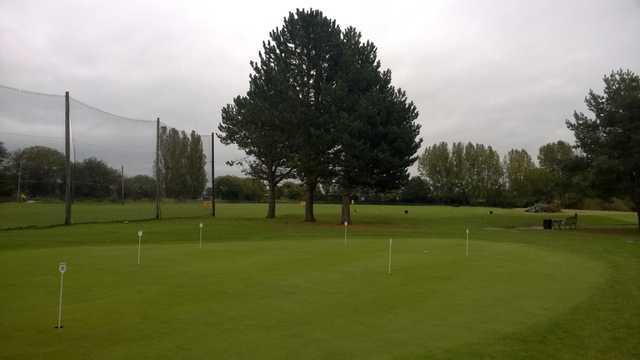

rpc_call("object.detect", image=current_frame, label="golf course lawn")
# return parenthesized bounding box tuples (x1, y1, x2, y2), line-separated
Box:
(0, 203, 639, 359)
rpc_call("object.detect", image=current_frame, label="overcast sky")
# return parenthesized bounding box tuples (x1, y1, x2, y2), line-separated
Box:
(1, 0, 639, 175)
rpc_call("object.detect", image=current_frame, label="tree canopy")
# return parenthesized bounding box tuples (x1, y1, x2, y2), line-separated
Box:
(333, 27, 421, 223)
(0, 142, 9, 196)
(219, 66, 294, 218)
(159, 127, 207, 199)
(214, 175, 265, 202)
(264, 9, 344, 222)
(567, 69, 640, 229)
(419, 142, 502, 205)
(11, 146, 65, 198)
(73, 157, 119, 199)
(0, 142, 7, 162)
(220, 9, 422, 223)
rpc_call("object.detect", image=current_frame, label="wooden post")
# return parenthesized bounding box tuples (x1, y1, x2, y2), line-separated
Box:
(211, 132, 215, 217)
(64, 91, 71, 225)
(121, 165, 125, 205)
(155, 118, 160, 220)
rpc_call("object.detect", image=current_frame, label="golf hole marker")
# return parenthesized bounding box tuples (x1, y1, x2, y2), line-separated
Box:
(344, 221, 348, 247)
(387, 238, 393, 275)
(199, 223, 203, 248)
(56, 262, 66, 329)
(465, 228, 470, 257)
(137, 230, 143, 265)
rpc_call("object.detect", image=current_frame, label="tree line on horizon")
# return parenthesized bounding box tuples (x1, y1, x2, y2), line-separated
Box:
(0, 138, 632, 213)
(416, 140, 591, 209)
(0, 128, 208, 201)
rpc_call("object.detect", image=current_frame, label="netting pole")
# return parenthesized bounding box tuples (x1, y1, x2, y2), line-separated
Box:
(211, 132, 215, 217)
(121, 165, 125, 205)
(72, 142, 76, 204)
(16, 160, 22, 203)
(64, 91, 72, 225)
(155, 117, 161, 220)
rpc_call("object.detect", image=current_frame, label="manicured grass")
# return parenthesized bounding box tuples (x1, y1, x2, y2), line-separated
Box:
(0, 203, 639, 359)
(0, 200, 216, 229)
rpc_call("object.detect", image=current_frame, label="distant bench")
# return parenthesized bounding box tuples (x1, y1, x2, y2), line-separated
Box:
(552, 214, 578, 230)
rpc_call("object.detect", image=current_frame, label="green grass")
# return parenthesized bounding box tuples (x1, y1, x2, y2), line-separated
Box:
(0, 200, 217, 229)
(0, 203, 639, 359)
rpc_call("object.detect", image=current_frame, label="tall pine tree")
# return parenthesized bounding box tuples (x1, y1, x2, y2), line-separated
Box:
(334, 27, 421, 223)
(219, 99, 294, 218)
(219, 49, 295, 218)
(187, 131, 207, 199)
(262, 9, 343, 222)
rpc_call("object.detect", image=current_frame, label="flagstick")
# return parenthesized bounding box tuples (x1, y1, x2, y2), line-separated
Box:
(199, 223, 203, 248)
(344, 221, 348, 247)
(465, 228, 469, 257)
(137, 230, 143, 265)
(387, 238, 393, 275)
(56, 262, 66, 329)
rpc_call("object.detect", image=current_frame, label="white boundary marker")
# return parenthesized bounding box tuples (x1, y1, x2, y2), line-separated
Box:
(137, 230, 143, 265)
(56, 262, 66, 329)
(387, 238, 393, 275)
(199, 223, 203, 248)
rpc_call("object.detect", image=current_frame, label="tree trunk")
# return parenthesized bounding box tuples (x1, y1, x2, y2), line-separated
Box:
(304, 180, 317, 222)
(266, 181, 276, 219)
(341, 193, 352, 225)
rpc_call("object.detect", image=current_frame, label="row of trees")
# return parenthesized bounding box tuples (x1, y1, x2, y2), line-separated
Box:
(0, 145, 67, 198)
(419, 143, 503, 205)
(0, 127, 208, 201)
(0, 144, 155, 200)
(417, 140, 583, 207)
(218, 9, 422, 223)
(0, 139, 607, 209)
(158, 128, 207, 199)
(0, 143, 299, 203)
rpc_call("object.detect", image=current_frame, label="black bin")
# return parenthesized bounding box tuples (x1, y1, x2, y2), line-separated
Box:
(543, 219, 553, 230)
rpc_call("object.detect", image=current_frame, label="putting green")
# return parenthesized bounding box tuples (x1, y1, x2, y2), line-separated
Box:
(0, 236, 606, 359)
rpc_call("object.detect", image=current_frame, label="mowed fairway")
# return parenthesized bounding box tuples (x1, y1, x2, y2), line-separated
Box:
(1, 204, 639, 359)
